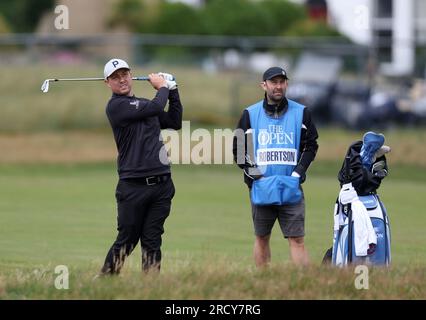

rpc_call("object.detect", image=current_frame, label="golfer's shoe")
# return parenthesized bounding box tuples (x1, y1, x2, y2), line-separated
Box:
(360, 131, 385, 169)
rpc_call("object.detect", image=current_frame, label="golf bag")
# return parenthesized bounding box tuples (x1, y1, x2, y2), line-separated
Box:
(324, 135, 391, 267)
(331, 193, 391, 266)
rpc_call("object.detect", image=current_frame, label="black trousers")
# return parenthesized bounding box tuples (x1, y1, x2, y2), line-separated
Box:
(101, 176, 175, 274)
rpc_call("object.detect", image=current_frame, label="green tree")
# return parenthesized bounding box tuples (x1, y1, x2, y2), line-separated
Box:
(261, 0, 307, 34)
(284, 19, 343, 37)
(108, 0, 145, 31)
(149, 1, 205, 34)
(0, 13, 11, 33)
(109, 0, 340, 38)
(201, 0, 275, 36)
(0, 0, 55, 32)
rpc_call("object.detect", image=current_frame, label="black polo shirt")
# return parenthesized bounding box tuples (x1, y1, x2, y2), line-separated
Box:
(106, 87, 183, 179)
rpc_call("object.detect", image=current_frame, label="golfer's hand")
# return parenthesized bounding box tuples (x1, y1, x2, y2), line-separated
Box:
(158, 72, 178, 90)
(158, 72, 175, 81)
(149, 73, 167, 90)
(166, 80, 178, 90)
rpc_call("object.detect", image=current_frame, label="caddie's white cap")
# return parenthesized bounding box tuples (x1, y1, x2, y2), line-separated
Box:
(104, 58, 131, 80)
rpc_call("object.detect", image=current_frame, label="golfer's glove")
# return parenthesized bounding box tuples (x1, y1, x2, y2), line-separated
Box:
(158, 72, 175, 81)
(166, 80, 178, 90)
(158, 72, 178, 90)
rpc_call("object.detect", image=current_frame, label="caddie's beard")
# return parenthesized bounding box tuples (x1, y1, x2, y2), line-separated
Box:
(267, 91, 285, 104)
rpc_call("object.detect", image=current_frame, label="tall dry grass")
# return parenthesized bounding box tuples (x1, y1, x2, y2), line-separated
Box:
(1, 256, 425, 299)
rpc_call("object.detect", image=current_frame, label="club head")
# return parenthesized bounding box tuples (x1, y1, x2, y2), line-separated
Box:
(41, 79, 50, 93)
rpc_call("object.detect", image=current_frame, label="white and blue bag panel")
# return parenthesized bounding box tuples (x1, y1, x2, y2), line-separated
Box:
(332, 194, 391, 266)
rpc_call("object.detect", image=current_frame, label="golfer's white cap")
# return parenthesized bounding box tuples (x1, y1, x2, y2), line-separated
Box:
(104, 58, 131, 80)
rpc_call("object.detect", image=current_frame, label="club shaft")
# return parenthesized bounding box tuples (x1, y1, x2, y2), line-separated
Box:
(49, 77, 149, 81)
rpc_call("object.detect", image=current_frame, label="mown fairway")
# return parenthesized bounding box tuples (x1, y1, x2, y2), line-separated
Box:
(1, 64, 425, 299)
(1, 161, 425, 299)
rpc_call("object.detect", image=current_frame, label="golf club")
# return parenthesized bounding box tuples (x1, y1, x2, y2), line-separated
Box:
(41, 76, 150, 93)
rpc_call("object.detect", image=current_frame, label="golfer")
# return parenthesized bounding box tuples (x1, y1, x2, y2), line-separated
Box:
(233, 67, 318, 267)
(99, 58, 183, 274)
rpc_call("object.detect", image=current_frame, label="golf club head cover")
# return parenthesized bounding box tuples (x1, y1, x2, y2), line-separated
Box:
(373, 145, 391, 162)
(360, 131, 385, 169)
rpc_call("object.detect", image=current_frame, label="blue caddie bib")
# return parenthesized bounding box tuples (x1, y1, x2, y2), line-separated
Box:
(247, 99, 304, 205)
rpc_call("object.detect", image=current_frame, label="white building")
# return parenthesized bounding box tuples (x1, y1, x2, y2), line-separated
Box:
(327, 0, 426, 77)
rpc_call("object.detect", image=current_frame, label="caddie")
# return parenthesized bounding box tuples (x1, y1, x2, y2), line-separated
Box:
(233, 66, 319, 267)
